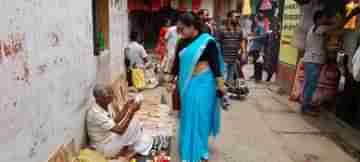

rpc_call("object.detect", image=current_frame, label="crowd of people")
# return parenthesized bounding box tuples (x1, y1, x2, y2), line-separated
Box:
(97, 5, 282, 162)
(84, 0, 360, 161)
(291, 0, 360, 118)
(156, 9, 280, 162)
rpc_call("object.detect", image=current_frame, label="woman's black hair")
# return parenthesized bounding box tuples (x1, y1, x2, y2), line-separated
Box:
(198, 9, 209, 16)
(227, 10, 236, 18)
(130, 31, 138, 42)
(178, 12, 204, 33)
(313, 10, 324, 32)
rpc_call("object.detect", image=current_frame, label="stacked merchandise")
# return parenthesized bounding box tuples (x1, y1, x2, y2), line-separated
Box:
(132, 92, 176, 161)
(135, 94, 176, 137)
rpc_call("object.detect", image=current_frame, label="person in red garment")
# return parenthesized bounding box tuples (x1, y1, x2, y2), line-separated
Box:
(155, 19, 171, 63)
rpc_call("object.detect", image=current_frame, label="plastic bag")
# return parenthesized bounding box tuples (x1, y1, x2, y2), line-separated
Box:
(256, 55, 264, 63)
(131, 68, 146, 89)
(352, 46, 360, 81)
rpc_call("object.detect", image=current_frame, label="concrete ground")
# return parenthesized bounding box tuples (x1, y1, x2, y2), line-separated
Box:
(168, 65, 360, 162)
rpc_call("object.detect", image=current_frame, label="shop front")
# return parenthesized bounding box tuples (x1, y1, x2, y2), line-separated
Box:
(276, 0, 299, 94)
(278, 0, 360, 129)
(127, 0, 214, 49)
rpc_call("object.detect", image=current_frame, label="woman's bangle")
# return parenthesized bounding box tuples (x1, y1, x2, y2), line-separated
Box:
(216, 77, 225, 89)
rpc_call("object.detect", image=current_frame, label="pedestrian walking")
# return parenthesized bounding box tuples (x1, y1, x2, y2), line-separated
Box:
(292, 0, 324, 61)
(125, 32, 148, 90)
(248, 13, 266, 82)
(217, 10, 246, 84)
(168, 12, 225, 162)
(198, 9, 214, 35)
(161, 24, 179, 74)
(155, 19, 171, 63)
(264, 23, 281, 82)
(302, 9, 360, 116)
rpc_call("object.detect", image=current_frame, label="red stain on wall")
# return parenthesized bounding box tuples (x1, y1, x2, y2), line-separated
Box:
(0, 33, 25, 62)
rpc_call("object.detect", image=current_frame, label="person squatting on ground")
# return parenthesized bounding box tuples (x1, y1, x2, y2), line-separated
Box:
(86, 84, 153, 160)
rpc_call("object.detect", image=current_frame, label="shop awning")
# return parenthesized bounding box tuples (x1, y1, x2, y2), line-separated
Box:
(128, 0, 203, 12)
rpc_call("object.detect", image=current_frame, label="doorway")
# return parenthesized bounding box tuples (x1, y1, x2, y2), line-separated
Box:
(92, 0, 111, 84)
(92, 0, 110, 56)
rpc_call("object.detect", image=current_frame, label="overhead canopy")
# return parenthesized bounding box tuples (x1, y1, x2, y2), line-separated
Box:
(128, 0, 203, 12)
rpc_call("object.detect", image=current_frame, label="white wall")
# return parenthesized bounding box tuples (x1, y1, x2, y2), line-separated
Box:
(0, 1, 128, 162)
(109, 0, 129, 79)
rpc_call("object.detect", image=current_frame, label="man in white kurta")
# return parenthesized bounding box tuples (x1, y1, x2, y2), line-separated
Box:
(86, 84, 153, 158)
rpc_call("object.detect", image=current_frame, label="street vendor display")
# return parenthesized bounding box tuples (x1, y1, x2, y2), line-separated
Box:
(86, 84, 153, 159)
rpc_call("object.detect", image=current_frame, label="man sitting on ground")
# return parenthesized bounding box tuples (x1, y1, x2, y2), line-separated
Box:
(86, 84, 153, 160)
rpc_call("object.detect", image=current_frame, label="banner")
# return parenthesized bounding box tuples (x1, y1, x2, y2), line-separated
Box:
(279, 0, 300, 65)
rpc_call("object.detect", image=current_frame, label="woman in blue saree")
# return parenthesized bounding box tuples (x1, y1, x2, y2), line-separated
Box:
(168, 12, 225, 162)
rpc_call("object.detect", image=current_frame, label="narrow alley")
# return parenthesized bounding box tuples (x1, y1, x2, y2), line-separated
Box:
(3, 1, 360, 162)
(168, 65, 360, 162)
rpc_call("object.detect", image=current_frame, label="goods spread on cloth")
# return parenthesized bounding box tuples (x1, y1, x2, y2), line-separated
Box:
(134, 91, 176, 137)
(133, 90, 175, 161)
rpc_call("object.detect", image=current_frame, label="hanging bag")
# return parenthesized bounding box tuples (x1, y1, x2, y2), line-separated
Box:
(352, 46, 360, 81)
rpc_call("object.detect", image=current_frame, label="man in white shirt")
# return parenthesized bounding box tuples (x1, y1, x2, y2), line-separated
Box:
(125, 32, 149, 89)
(162, 25, 179, 74)
(302, 8, 360, 116)
(293, 0, 324, 60)
(125, 32, 148, 69)
(86, 84, 153, 159)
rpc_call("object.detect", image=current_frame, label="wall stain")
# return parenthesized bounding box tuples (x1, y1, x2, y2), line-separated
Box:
(14, 61, 31, 84)
(38, 64, 48, 75)
(28, 141, 38, 158)
(23, 63, 30, 82)
(0, 33, 25, 60)
(48, 32, 60, 47)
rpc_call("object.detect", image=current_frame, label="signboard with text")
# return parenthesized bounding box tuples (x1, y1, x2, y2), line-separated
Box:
(279, 0, 300, 65)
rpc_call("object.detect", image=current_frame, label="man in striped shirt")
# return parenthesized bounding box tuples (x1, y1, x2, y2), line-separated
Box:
(217, 10, 246, 83)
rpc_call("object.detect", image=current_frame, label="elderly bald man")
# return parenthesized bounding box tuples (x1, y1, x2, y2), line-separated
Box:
(86, 84, 153, 159)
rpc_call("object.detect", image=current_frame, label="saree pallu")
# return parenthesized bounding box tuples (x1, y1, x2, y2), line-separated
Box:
(177, 33, 225, 162)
